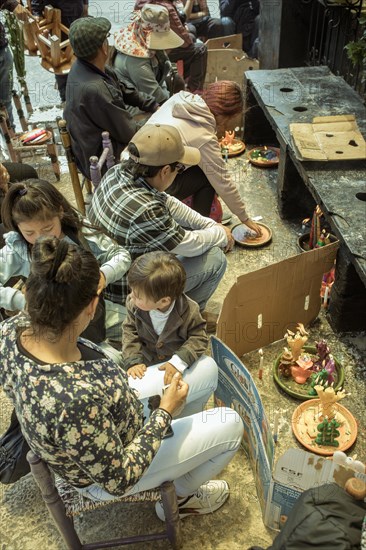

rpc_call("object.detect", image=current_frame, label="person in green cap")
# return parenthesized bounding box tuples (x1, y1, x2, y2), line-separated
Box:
(64, 16, 159, 179)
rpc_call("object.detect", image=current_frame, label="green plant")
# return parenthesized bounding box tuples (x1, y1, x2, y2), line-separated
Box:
(345, 15, 366, 83)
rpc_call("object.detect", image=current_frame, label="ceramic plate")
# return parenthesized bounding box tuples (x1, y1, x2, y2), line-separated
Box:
(219, 138, 246, 157)
(20, 129, 52, 145)
(248, 146, 280, 167)
(292, 400, 357, 456)
(273, 346, 345, 401)
(232, 222, 272, 248)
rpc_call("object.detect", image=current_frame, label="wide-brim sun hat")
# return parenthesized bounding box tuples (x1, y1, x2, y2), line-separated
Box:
(114, 5, 183, 58)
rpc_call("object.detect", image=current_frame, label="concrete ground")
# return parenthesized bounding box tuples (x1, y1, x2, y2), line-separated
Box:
(1, 23, 365, 550)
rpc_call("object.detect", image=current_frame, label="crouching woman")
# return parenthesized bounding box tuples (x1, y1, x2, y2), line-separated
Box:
(0, 237, 244, 519)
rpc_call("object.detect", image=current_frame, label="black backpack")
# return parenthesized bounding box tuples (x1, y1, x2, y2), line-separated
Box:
(267, 483, 365, 550)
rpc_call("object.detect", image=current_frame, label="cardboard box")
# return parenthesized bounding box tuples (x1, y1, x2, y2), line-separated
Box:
(290, 115, 366, 161)
(217, 242, 339, 357)
(211, 337, 364, 531)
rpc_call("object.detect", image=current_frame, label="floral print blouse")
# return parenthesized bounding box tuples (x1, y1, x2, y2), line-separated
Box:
(0, 314, 172, 495)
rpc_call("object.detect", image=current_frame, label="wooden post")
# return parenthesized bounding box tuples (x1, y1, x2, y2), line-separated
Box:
(12, 90, 28, 131)
(57, 118, 85, 214)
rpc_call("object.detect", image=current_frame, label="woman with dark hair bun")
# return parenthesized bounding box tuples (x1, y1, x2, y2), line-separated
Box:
(0, 178, 130, 343)
(0, 237, 244, 520)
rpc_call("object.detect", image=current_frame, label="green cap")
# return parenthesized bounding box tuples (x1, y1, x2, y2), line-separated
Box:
(69, 17, 111, 59)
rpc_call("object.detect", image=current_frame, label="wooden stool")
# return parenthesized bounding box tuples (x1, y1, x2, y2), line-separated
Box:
(27, 451, 182, 549)
(24, 7, 74, 75)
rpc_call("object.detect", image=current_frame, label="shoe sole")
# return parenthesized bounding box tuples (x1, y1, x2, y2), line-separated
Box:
(156, 483, 230, 520)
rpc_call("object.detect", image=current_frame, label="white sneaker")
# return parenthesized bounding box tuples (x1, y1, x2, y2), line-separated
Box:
(155, 480, 229, 520)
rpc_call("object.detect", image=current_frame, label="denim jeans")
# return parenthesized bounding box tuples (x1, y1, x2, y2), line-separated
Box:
(179, 246, 227, 311)
(0, 46, 14, 130)
(128, 355, 218, 419)
(76, 407, 244, 501)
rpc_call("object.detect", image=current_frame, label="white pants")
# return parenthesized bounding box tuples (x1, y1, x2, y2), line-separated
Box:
(77, 407, 244, 502)
(128, 355, 218, 419)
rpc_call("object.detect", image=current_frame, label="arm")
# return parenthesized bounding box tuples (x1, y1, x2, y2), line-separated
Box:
(170, 299, 208, 369)
(219, 0, 236, 18)
(81, 227, 131, 287)
(108, 68, 158, 113)
(126, 57, 170, 105)
(83, 82, 139, 148)
(166, 195, 228, 255)
(199, 140, 262, 235)
(0, 242, 28, 312)
(56, 397, 171, 496)
(199, 138, 250, 223)
(121, 299, 145, 368)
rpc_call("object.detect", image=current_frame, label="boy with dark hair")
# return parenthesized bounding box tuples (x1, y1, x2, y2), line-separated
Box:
(123, 251, 218, 417)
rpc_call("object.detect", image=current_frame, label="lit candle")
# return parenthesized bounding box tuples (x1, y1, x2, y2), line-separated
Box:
(258, 348, 264, 380)
(273, 412, 279, 444)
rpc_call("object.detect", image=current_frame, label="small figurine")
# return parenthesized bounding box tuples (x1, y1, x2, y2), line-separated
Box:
(315, 385, 347, 420)
(285, 323, 309, 361)
(308, 368, 329, 396)
(315, 417, 341, 447)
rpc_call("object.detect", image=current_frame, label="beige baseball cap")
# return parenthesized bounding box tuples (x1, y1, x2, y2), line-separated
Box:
(129, 124, 201, 166)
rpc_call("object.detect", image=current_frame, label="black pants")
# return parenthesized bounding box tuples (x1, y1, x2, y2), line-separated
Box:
(168, 43, 208, 92)
(166, 165, 215, 217)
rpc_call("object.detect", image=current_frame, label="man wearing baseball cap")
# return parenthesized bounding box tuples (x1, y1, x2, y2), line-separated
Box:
(88, 123, 234, 329)
(64, 16, 159, 178)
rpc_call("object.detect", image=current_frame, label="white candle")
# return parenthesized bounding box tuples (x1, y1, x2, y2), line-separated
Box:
(273, 412, 279, 434)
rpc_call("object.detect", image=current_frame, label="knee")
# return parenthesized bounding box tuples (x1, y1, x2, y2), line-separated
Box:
(221, 17, 235, 34)
(198, 355, 219, 386)
(209, 247, 227, 275)
(202, 407, 244, 443)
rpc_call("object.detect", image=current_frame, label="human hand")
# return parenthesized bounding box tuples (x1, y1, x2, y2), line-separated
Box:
(127, 363, 147, 379)
(243, 219, 262, 237)
(158, 362, 180, 385)
(160, 372, 188, 416)
(13, 4, 32, 22)
(218, 224, 235, 252)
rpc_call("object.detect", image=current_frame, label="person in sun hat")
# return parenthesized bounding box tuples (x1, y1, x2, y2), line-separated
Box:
(134, 0, 208, 93)
(64, 16, 159, 178)
(111, 4, 185, 105)
(88, 123, 234, 330)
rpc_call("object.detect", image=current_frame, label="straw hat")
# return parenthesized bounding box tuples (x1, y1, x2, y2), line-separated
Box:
(114, 5, 183, 58)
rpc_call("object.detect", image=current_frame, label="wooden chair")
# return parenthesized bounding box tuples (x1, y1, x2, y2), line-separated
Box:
(0, 104, 60, 181)
(57, 118, 92, 215)
(27, 451, 182, 550)
(23, 7, 74, 75)
(89, 132, 115, 188)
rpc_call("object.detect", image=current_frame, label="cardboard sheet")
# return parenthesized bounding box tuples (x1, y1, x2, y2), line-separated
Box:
(217, 242, 339, 357)
(290, 115, 366, 161)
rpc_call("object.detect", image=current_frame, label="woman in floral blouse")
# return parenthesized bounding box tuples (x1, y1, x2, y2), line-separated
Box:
(0, 236, 244, 519)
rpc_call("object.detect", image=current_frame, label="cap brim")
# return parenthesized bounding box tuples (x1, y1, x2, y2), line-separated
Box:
(178, 146, 201, 166)
(147, 30, 184, 50)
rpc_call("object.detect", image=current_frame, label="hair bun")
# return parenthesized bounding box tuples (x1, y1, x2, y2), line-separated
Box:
(31, 237, 81, 284)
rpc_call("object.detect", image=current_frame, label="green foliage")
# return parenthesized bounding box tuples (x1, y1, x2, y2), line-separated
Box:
(345, 15, 366, 83)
